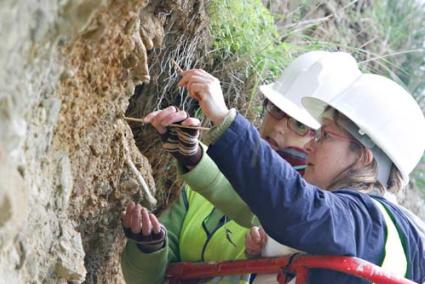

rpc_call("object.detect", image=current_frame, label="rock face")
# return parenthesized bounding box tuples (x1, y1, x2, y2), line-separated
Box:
(0, 0, 168, 282)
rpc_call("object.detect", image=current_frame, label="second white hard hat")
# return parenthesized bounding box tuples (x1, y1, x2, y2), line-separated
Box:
(303, 74, 425, 184)
(260, 51, 362, 129)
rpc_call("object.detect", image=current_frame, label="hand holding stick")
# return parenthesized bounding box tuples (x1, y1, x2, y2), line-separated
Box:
(178, 69, 229, 125)
(123, 116, 210, 131)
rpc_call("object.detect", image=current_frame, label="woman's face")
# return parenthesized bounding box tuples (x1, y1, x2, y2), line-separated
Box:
(260, 100, 314, 150)
(303, 118, 361, 189)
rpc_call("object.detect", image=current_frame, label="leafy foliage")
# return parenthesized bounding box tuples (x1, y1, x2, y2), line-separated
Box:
(208, 0, 288, 82)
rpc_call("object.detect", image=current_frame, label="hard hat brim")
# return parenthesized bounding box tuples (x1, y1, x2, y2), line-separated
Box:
(260, 83, 321, 130)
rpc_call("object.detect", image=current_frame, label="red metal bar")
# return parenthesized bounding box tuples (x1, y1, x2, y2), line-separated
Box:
(291, 256, 415, 284)
(166, 257, 290, 279)
(294, 267, 309, 284)
(277, 271, 286, 284)
(165, 255, 416, 284)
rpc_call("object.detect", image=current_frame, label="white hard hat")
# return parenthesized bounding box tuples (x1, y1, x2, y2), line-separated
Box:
(303, 74, 425, 183)
(259, 51, 361, 130)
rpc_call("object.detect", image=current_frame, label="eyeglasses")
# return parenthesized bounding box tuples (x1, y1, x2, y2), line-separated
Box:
(313, 127, 361, 146)
(264, 99, 315, 137)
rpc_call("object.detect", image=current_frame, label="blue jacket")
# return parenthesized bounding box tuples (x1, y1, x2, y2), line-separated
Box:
(206, 114, 425, 283)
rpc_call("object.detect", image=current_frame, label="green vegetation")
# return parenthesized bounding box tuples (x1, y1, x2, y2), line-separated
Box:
(363, 0, 425, 99)
(207, 0, 286, 119)
(208, 0, 287, 83)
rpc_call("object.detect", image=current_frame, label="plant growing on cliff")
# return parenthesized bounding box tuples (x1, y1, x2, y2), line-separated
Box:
(207, 0, 288, 119)
(208, 0, 287, 80)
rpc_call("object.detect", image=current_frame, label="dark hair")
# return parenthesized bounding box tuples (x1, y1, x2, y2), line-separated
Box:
(387, 164, 404, 194)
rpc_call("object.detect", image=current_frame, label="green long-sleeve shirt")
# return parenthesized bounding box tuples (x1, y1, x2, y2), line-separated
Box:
(177, 147, 258, 228)
(121, 147, 251, 284)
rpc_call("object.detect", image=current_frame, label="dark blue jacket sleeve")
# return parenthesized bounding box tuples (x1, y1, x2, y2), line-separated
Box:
(206, 114, 381, 257)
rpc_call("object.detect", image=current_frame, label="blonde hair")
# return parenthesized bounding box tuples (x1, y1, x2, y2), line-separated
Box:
(325, 109, 404, 194)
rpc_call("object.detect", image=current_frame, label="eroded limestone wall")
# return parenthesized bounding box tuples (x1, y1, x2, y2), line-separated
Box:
(0, 0, 167, 282)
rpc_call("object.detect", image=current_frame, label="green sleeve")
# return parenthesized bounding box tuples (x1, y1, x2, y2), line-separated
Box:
(121, 189, 188, 284)
(177, 144, 258, 228)
(203, 108, 237, 145)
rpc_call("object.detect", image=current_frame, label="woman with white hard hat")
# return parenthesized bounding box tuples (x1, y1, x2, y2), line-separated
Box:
(165, 68, 425, 283)
(121, 51, 362, 283)
(245, 50, 362, 283)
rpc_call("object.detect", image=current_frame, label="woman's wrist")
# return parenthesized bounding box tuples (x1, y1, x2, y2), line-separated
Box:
(124, 226, 167, 253)
(204, 108, 237, 145)
(211, 108, 230, 126)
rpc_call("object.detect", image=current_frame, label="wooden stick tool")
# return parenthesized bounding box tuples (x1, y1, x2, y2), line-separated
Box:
(171, 59, 184, 75)
(123, 116, 210, 131)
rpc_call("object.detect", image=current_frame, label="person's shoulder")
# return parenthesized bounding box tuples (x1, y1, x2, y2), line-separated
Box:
(331, 190, 404, 218)
(329, 190, 385, 223)
(357, 194, 424, 249)
(376, 196, 423, 232)
(331, 189, 375, 204)
(370, 195, 410, 220)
